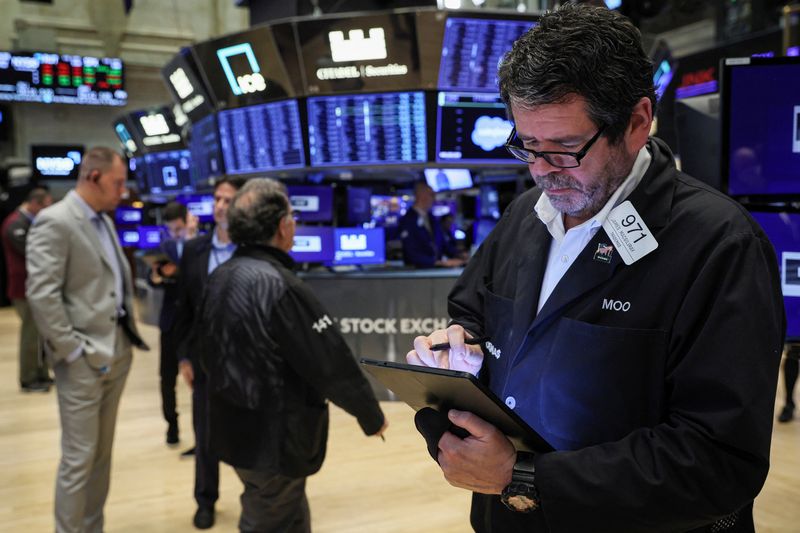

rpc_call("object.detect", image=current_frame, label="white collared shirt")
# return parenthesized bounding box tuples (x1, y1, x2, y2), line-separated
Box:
(535, 146, 652, 313)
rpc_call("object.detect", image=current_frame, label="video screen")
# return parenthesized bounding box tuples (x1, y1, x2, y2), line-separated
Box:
(189, 114, 224, 185)
(141, 150, 193, 195)
(287, 185, 334, 223)
(307, 91, 427, 166)
(424, 168, 473, 192)
(0, 51, 126, 106)
(290, 226, 335, 263)
(218, 99, 305, 174)
(331, 227, 385, 265)
(370, 194, 412, 228)
(162, 50, 214, 123)
(30, 145, 83, 180)
(129, 106, 184, 153)
(346, 187, 372, 225)
(117, 228, 141, 247)
(436, 92, 516, 164)
(138, 226, 164, 250)
(438, 17, 535, 92)
(128, 157, 148, 193)
(114, 206, 143, 225)
(175, 193, 214, 223)
(723, 59, 800, 196)
(750, 211, 800, 340)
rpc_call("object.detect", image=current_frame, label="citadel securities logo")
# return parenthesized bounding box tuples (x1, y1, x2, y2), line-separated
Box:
(329, 28, 387, 63)
(216, 43, 266, 95)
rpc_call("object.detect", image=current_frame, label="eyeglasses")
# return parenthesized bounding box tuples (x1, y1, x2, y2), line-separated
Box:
(504, 125, 606, 169)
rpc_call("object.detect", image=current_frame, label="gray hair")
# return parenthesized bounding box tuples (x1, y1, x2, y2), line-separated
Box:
(227, 178, 290, 246)
(498, 3, 656, 144)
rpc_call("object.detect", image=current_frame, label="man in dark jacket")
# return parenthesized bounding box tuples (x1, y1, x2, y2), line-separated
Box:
(399, 181, 464, 268)
(198, 178, 387, 533)
(406, 4, 784, 533)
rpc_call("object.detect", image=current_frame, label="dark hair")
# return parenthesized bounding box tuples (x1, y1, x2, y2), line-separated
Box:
(27, 185, 50, 204)
(78, 147, 123, 182)
(214, 175, 247, 192)
(227, 178, 289, 246)
(498, 3, 656, 144)
(162, 201, 187, 222)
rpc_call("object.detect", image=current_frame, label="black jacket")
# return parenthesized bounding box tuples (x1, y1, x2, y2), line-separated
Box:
(198, 244, 384, 476)
(173, 233, 213, 365)
(451, 139, 784, 532)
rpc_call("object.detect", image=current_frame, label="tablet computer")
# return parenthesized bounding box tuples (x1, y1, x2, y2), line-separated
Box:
(361, 358, 553, 453)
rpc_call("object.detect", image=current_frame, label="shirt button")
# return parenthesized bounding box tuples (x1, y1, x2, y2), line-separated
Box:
(561, 255, 569, 263)
(505, 396, 516, 409)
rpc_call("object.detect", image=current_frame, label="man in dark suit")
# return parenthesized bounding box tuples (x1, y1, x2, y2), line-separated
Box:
(148, 201, 198, 444)
(1, 185, 53, 392)
(399, 181, 464, 268)
(173, 176, 246, 530)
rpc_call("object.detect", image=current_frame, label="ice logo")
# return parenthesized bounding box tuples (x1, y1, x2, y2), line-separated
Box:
(471, 116, 513, 152)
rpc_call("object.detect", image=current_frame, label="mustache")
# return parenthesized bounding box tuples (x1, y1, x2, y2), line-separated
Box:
(533, 172, 584, 192)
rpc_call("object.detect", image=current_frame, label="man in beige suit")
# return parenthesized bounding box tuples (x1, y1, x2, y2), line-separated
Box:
(26, 146, 148, 533)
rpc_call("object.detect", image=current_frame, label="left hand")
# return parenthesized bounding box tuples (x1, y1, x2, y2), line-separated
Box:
(437, 409, 516, 494)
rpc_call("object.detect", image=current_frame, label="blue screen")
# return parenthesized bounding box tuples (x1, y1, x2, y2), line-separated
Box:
(142, 149, 193, 195)
(117, 228, 141, 247)
(370, 194, 412, 228)
(114, 206, 143, 225)
(218, 99, 305, 174)
(436, 91, 516, 164)
(750, 211, 800, 340)
(290, 226, 335, 263)
(438, 18, 535, 91)
(189, 114, 224, 184)
(331, 227, 385, 265)
(287, 185, 334, 223)
(138, 226, 164, 250)
(175, 193, 214, 223)
(307, 91, 427, 166)
(424, 168, 473, 192)
(726, 62, 800, 195)
(346, 187, 372, 225)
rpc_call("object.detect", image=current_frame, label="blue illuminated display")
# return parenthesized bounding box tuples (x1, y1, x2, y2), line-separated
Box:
(216, 43, 261, 96)
(331, 227, 385, 265)
(290, 226, 335, 263)
(307, 91, 427, 167)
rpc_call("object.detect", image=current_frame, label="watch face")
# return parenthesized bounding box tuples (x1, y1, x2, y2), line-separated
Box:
(501, 482, 540, 513)
(505, 494, 537, 512)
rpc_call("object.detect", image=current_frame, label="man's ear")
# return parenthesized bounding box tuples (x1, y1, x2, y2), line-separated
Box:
(626, 96, 654, 151)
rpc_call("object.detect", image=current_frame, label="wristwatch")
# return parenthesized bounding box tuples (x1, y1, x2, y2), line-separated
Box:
(500, 453, 540, 513)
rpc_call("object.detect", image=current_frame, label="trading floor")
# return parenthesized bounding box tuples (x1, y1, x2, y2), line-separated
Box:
(0, 307, 798, 532)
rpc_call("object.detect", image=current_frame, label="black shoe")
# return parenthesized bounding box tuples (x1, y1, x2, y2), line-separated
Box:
(21, 381, 50, 393)
(180, 446, 196, 457)
(778, 405, 795, 423)
(193, 506, 215, 529)
(166, 422, 179, 445)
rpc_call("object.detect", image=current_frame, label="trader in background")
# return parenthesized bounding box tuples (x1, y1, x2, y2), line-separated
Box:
(198, 178, 387, 532)
(406, 4, 784, 532)
(148, 201, 198, 445)
(399, 181, 464, 268)
(173, 175, 246, 530)
(2, 185, 53, 392)
(26, 147, 149, 533)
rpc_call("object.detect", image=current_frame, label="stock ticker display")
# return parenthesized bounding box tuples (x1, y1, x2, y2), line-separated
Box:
(217, 99, 305, 174)
(0, 52, 126, 105)
(307, 91, 427, 166)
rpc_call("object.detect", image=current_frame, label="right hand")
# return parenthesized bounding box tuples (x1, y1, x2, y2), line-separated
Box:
(159, 261, 178, 277)
(179, 359, 194, 388)
(407, 324, 484, 375)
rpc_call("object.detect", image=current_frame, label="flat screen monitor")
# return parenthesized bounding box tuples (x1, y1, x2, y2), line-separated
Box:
(0, 51, 126, 106)
(114, 206, 143, 225)
(141, 149, 193, 195)
(162, 49, 214, 122)
(290, 225, 335, 263)
(331, 227, 385, 265)
(175, 193, 214, 223)
(346, 186, 372, 225)
(129, 106, 185, 153)
(424, 168, 473, 192)
(30, 145, 83, 180)
(128, 157, 148, 193)
(674, 93, 721, 190)
(307, 91, 427, 167)
(218, 99, 305, 174)
(189, 114, 224, 185)
(287, 185, 334, 223)
(436, 91, 516, 164)
(370, 194, 412, 228)
(750, 211, 800, 340)
(721, 57, 800, 197)
(138, 225, 164, 250)
(438, 17, 535, 92)
(117, 228, 141, 247)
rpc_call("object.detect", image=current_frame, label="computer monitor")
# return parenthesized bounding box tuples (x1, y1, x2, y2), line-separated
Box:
(286, 185, 334, 223)
(424, 168, 473, 192)
(435, 92, 516, 164)
(290, 226, 335, 263)
(189, 113, 224, 185)
(431, 199, 457, 218)
(721, 57, 800, 197)
(473, 218, 497, 248)
(141, 149, 193, 195)
(331, 227, 385, 265)
(175, 193, 214, 223)
(346, 187, 372, 225)
(30, 145, 84, 180)
(217, 99, 305, 174)
(114, 206, 143, 225)
(138, 225, 164, 250)
(117, 228, 141, 247)
(674, 93, 721, 190)
(307, 91, 427, 167)
(750, 211, 800, 340)
(370, 194, 412, 228)
(162, 49, 214, 123)
(129, 106, 184, 153)
(128, 156, 148, 193)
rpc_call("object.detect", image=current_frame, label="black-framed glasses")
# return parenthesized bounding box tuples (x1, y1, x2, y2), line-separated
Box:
(504, 125, 606, 168)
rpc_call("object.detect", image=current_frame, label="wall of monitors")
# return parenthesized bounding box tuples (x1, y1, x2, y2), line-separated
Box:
(0, 51, 126, 105)
(217, 99, 305, 174)
(307, 91, 427, 166)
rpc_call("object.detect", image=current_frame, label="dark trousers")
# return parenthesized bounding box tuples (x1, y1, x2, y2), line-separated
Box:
(234, 468, 310, 533)
(193, 368, 219, 509)
(159, 328, 179, 426)
(784, 355, 799, 409)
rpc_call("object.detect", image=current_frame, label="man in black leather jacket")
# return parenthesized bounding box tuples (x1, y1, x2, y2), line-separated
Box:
(198, 178, 387, 533)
